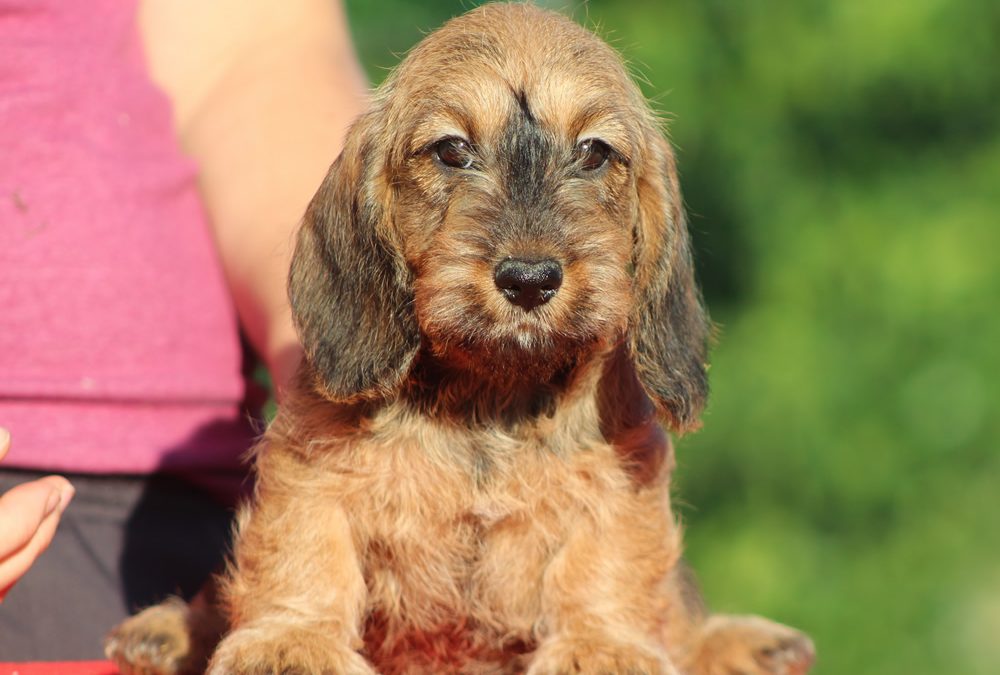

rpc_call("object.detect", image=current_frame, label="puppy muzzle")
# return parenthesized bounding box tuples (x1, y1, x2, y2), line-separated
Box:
(493, 257, 563, 311)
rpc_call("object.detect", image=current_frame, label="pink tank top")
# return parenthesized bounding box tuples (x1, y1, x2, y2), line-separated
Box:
(0, 0, 258, 493)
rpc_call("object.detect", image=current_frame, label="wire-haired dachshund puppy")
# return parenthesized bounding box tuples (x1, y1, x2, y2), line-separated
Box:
(107, 4, 815, 674)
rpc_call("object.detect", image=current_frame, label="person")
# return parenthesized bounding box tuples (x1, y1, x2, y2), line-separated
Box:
(0, 0, 368, 658)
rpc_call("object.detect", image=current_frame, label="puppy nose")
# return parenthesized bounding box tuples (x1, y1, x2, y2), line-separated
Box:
(493, 258, 563, 310)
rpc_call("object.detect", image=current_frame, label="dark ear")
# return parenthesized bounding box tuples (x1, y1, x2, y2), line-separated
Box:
(630, 132, 710, 433)
(288, 113, 419, 402)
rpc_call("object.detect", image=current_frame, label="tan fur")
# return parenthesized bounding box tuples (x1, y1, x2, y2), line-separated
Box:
(107, 4, 814, 674)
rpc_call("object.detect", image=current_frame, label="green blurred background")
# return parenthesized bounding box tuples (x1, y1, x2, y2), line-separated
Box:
(343, 2, 1000, 673)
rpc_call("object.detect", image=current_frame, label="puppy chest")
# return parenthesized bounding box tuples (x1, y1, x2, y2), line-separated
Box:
(360, 494, 547, 629)
(360, 526, 544, 671)
(349, 423, 615, 630)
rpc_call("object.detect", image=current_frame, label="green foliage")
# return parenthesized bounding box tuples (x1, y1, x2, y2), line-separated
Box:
(345, 2, 1000, 673)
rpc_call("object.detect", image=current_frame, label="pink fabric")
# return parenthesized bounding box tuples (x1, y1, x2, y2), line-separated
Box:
(0, 0, 257, 482)
(0, 662, 117, 675)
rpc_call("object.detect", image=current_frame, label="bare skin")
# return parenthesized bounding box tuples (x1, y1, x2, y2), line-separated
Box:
(0, 428, 74, 603)
(140, 0, 369, 394)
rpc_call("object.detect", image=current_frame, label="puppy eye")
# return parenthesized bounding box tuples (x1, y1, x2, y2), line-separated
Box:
(576, 138, 611, 171)
(434, 137, 474, 169)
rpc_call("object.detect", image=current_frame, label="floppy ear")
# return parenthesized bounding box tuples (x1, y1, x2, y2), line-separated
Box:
(630, 131, 710, 433)
(288, 112, 419, 402)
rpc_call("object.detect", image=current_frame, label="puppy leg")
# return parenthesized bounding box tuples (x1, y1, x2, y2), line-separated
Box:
(105, 591, 225, 675)
(658, 563, 815, 675)
(679, 615, 815, 675)
(207, 489, 375, 675)
(527, 488, 683, 675)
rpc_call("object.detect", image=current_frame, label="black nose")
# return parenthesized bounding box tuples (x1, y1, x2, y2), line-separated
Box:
(493, 258, 563, 310)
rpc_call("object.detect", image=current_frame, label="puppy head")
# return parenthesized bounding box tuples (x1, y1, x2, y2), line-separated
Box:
(290, 3, 708, 431)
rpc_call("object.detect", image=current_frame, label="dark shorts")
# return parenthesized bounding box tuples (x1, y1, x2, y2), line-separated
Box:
(0, 470, 236, 660)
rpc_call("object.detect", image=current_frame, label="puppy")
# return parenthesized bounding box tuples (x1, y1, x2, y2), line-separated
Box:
(107, 4, 815, 674)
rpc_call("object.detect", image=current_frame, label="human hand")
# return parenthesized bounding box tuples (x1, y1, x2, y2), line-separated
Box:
(0, 427, 75, 602)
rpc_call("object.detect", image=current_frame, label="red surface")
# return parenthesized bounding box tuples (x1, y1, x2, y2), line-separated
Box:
(0, 663, 118, 675)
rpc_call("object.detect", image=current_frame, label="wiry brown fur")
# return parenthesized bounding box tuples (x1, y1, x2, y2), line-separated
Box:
(107, 4, 814, 674)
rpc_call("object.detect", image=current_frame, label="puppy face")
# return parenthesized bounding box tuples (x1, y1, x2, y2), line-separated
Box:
(290, 4, 709, 430)
(394, 34, 644, 377)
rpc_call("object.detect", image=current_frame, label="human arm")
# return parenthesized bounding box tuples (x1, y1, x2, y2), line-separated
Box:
(140, 0, 369, 395)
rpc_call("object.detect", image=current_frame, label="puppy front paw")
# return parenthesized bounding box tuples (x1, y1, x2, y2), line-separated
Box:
(105, 598, 219, 675)
(528, 635, 680, 675)
(207, 623, 377, 675)
(684, 614, 815, 675)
